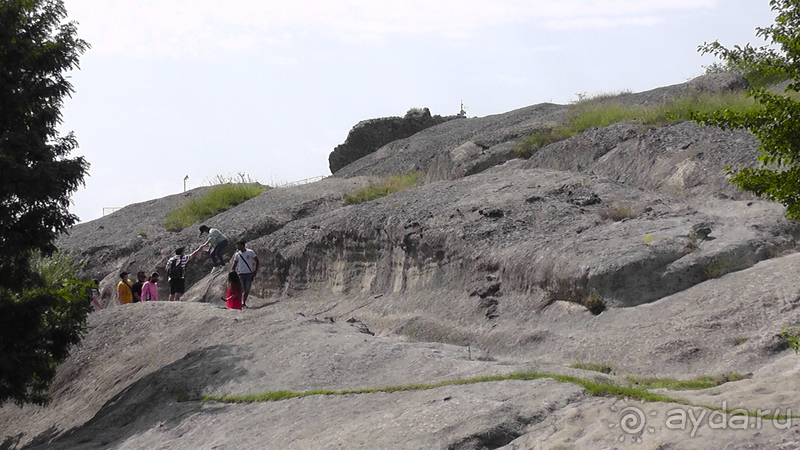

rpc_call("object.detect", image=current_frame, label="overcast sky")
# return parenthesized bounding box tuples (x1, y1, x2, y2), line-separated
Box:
(60, 0, 778, 223)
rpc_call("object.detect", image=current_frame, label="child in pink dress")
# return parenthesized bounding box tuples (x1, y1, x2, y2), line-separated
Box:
(223, 271, 243, 310)
(141, 272, 159, 301)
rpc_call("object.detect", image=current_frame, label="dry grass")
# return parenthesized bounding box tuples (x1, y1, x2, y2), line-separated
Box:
(597, 203, 642, 221)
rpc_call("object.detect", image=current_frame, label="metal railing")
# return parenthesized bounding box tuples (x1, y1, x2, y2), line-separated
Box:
(272, 175, 327, 188)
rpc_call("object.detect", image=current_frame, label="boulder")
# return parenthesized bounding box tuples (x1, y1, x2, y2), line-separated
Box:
(328, 107, 461, 174)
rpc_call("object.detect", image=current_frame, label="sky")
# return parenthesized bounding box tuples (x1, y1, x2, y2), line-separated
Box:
(59, 0, 779, 223)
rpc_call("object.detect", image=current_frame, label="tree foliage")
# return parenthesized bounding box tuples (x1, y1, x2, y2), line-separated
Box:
(0, 0, 91, 405)
(0, 252, 91, 406)
(695, 0, 800, 221)
(0, 0, 89, 290)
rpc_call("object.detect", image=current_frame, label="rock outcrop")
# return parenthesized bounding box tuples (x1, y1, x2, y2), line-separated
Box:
(6, 74, 800, 449)
(328, 107, 462, 174)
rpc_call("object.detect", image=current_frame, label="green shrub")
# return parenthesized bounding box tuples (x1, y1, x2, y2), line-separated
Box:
(30, 250, 85, 288)
(342, 172, 423, 206)
(164, 182, 268, 231)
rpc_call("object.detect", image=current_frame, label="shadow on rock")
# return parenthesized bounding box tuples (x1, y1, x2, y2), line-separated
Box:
(25, 345, 247, 449)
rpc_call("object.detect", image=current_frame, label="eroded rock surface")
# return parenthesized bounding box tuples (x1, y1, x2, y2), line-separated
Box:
(6, 74, 800, 449)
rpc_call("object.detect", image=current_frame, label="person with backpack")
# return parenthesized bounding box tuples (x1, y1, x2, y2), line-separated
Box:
(166, 246, 204, 301)
(231, 240, 259, 308)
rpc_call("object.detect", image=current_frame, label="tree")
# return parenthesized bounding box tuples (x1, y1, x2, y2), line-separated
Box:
(695, 0, 800, 221)
(0, 253, 91, 406)
(0, 0, 91, 405)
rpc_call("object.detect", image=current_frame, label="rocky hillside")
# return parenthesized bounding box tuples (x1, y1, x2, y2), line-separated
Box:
(4, 74, 800, 449)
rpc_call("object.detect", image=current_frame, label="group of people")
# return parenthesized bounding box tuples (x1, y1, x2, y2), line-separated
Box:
(115, 225, 260, 311)
(117, 271, 160, 304)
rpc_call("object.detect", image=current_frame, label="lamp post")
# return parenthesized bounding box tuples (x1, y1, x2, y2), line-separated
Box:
(183, 175, 189, 192)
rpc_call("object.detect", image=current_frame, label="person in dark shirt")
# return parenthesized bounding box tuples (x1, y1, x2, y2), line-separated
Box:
(131, 271, 146, 303)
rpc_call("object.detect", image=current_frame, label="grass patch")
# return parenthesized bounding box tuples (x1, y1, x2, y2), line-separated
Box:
(164, 182, 268, 231)
(597, 203, 641, 221)
(626, 377, 718, 391)
(342, 172, 423, 206)
(200, 370, 793, 421)
(663, 90, 762, 121)
(514, 128, 572, 158)
(703, 256, 740, 279)
(513, 89, 764, 158)
(626, 373, 749, 391)
(202, 370, 682, 405)
(571, 361, 614, 375)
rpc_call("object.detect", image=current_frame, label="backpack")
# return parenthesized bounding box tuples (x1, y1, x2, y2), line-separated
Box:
(168, 256, 184, 279)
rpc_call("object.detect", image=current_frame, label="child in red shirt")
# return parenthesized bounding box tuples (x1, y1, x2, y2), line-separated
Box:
(223, 271, 243, 310)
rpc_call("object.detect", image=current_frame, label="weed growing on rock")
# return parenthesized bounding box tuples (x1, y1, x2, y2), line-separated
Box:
(781, 326, 800, 354)
(203, 172, 259, 185)
(342, 172, 423, 205)
(626, 376, 718, 391)
(626, 373, 749, 390)
(572, 361, 615, 375)
(598, 203, 641, 221)
(584, 292, 606, 315)
(683, 235, 698, 253)
(202, 371, 788, 422)
(665, 90, 762, 121)
(703, 256, 739, 279)
(164, 181, 268, 231)
(514, 128, 572, 159)
(513, 89, 761, 158)
(202, 370, 684, 405)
